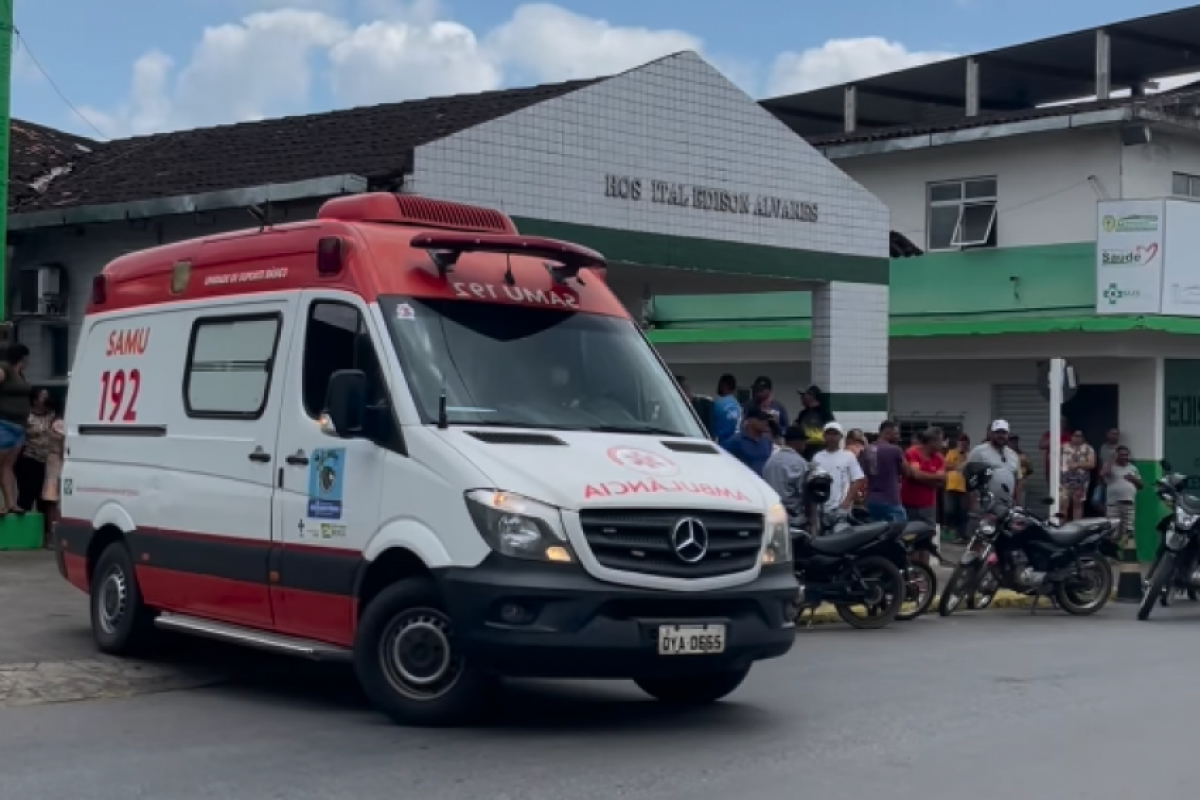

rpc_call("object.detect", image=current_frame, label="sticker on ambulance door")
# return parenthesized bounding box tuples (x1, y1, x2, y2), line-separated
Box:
(307, 448, 345, 520)
(395, 303, 415, 320)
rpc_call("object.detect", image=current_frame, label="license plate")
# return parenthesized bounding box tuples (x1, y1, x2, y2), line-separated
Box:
(657, 624, 727, 656)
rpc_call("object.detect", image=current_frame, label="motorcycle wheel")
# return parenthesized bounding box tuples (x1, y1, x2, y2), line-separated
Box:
(968, 567, 1000, 610)
(895, 562, 937, 621)
(1055, 557, 1113, 615)
(834, 556, 905, 630)
(938, 562, 982, 617)
(1138, 552, 1175, 621)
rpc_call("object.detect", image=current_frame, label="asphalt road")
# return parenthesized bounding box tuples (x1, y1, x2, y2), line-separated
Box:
(3, 582, 1198, 800)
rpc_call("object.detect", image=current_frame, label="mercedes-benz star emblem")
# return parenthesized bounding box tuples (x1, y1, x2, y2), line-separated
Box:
(670, 517, 709, 564)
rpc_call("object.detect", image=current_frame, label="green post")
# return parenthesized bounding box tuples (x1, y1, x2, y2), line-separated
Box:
(0, 0, 13, 322)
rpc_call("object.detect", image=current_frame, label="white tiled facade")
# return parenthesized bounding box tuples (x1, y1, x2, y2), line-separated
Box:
(412, 52, 890, 260)
(811, 282, 889, 428)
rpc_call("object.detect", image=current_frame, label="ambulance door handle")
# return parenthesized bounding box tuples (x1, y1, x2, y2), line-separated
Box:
(248, 447, 271, 463)
(285, 450, 309, 466)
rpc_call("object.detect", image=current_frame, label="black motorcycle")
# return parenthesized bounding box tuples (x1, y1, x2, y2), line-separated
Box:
(792, 470, 907, 629)
(815, 508, 939, 621)
(1138, 461, 1200, 621)
(938, 464, 1117, 617)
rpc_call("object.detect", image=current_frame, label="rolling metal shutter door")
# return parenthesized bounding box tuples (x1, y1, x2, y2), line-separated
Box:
(992, 385, 1049, 503)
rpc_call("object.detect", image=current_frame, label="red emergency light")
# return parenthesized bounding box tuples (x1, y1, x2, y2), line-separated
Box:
(409, 231, 606, 283)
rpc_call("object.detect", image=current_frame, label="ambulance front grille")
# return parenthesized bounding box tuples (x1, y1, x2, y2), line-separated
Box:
(578, 509, 763, 579)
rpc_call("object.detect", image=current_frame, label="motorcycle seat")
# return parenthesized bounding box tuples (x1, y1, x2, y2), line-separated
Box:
(1046, 518, 1111, 547)
(810, 522, 891, 555)
(902, 521, 935, 543)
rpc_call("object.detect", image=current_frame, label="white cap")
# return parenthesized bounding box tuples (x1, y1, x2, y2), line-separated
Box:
(823, 421, 844, 434)
(990, 419, 1010, 432)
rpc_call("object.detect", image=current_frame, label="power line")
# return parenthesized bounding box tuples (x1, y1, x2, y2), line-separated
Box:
(13, 27, 109, 139)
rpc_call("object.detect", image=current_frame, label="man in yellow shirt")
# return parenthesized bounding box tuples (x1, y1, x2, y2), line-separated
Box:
(943, 434, 970, 543)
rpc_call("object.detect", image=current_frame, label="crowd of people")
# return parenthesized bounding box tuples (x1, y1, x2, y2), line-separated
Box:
(0, 343, 65, 546)
(679, 373, 1140, 548)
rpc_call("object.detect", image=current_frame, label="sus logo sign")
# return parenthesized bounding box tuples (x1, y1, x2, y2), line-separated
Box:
(606, 446, 679, 477)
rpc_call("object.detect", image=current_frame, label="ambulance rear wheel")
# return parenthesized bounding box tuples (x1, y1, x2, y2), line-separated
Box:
(355, 577, 494, 727)
(90, 541, 157, 655)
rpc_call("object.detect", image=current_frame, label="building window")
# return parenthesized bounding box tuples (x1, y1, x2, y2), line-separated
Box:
(927, 178, 998, 251)
(184, 314, 282, 419)
(1172, 172, 1200, 199)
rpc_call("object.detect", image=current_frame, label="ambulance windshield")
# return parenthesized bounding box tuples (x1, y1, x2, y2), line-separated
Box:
(381, 297, 705, 438)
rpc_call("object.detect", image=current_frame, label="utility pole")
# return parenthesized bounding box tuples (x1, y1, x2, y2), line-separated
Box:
(0, 0, 13, 323)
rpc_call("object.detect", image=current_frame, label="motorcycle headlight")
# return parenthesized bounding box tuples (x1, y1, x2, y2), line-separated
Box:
(1175, 507, 1198, 531)
(465, 490, 573, 563)
(977, 519, 997, 537)
(762, 503, 792, 565)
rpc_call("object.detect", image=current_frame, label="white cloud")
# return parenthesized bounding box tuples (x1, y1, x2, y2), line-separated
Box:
(84, 3, 967, 137)
(767, 37, 958, 96)
(487, 4, 700, 83)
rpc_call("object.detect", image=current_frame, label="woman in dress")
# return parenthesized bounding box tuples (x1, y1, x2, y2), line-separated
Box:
(1060, 430, 1095, 522)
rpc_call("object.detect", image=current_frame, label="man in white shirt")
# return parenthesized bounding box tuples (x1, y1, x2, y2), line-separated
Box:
(811, 422, 866, 512)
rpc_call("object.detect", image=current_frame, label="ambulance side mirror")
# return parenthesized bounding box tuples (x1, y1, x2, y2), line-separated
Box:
(323, 369, 367, 438)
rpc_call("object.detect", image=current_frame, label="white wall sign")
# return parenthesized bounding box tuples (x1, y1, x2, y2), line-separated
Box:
(1095, 199, 1164, 315)
(1161, 200, 1200, 317)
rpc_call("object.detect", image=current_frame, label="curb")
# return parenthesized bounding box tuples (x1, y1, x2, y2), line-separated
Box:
(796, 588, 1121, 627)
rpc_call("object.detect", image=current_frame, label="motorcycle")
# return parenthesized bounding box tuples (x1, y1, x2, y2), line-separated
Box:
(816, 508, 940, 621)
(792, 469, 907, 629)
(1138, 461, 1200, 620)
(938, 463, 1117, 617)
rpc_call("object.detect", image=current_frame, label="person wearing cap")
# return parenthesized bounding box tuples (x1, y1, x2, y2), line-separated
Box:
(812, 421, 865, 512)
(967, 420, 1022, 502)
(744, 376, 789, 440)
(763, 425, 809, 527)
(721, 407, 775, 476)
(795, 385, 835, 460)
(901, 428, 947, 551)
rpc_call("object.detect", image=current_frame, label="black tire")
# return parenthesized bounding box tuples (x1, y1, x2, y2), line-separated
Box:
(895, 562, 937, 621)
(1138, 552, 1175, 621)
(1055, 557, 1113, 615)
(635, 667, 750, 705)
(354, 577, 495, 727)
(834, 555, 905, 629)
(938, 562, 982, 617)
(90, 541, 157, 655)
(968, 568, 1000, 610)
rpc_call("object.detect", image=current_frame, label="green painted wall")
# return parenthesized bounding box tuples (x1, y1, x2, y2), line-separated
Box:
(650, 242, 1095, 326)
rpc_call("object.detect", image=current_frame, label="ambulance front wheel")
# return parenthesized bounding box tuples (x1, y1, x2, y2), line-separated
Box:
(354, 577, 495, 727)
(90, 541, 157, 655)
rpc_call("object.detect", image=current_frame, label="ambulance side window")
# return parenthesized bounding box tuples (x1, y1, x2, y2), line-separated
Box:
(302, 301, 387, 419)
(184, 314, 283, 419)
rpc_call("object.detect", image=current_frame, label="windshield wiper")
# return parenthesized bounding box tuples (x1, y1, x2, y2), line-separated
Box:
(583, 424, 690, 437)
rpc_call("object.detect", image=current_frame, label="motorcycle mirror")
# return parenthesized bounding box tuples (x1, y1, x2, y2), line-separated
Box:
(1161, 459, 1173, 471)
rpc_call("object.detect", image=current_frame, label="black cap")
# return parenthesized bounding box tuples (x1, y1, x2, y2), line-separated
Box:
(752, 376, 772, 391)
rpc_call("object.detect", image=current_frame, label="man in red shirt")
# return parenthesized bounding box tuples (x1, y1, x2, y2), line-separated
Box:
(902, 428, 946, 564)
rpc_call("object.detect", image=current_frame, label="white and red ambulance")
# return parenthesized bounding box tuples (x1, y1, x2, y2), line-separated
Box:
(53, 192, 797, 725)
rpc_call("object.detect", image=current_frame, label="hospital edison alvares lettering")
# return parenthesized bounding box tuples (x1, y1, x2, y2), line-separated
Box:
(604, 174, 819, 223)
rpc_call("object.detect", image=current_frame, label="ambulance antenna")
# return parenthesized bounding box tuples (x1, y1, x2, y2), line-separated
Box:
(503, 253, 515, 286)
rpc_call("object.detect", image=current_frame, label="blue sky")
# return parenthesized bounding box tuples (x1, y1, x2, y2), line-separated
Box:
(12, 0, 1200, 139)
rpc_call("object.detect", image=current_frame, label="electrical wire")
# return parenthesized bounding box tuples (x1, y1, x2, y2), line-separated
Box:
(13, 28, 109, 140)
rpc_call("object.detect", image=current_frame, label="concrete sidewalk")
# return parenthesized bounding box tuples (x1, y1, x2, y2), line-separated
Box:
(0, 552, 225, 707)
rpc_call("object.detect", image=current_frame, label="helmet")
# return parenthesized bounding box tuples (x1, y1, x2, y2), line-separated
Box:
(962, 462, 993, 492)
(804, 468, 832, 505)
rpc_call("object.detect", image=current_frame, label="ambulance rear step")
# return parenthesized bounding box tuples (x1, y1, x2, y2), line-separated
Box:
(155, 613, 352, 662)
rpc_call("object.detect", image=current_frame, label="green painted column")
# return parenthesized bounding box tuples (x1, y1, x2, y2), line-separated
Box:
(1133, 459, 1163, 563)
(0, 0, 12, 322)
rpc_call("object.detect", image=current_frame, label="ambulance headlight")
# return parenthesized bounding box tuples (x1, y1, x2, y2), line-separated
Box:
(465, 490, 574, 563)
(762, 503, 793, 565)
